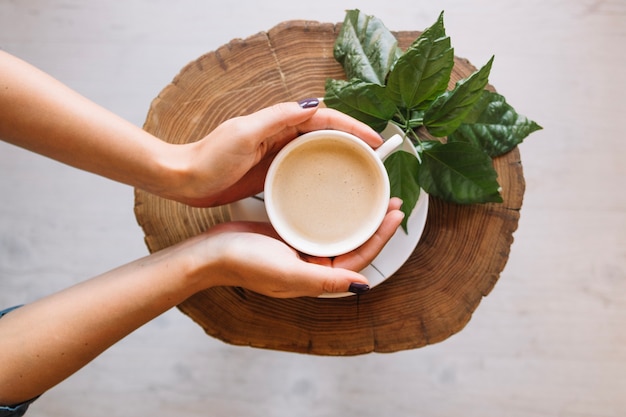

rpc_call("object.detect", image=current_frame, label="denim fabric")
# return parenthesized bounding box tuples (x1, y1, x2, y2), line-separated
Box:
(0, 305, 37, 416)
(0, 306, 22, 318)
(0, 401, 34, 417)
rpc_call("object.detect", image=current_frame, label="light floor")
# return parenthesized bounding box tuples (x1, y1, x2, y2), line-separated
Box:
(1, 1, 625, 416)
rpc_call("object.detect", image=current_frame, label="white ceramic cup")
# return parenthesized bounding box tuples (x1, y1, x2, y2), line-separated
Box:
(264, 130, 402, 257)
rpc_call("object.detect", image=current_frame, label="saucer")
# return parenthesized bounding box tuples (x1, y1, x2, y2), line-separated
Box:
(228, 124, 429, 297)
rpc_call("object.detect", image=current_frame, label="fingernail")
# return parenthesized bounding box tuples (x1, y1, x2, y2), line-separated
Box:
(348, 282, 370, 295)
(298, 98, 319, 109)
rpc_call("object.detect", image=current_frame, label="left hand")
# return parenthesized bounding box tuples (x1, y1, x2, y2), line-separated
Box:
(162, 101, 383, 207)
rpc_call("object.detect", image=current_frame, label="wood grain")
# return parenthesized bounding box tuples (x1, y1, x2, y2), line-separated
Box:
(134, 20, 524, 355)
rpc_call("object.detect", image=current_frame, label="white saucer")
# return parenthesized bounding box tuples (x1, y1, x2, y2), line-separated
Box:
(229, 123, 429, 297)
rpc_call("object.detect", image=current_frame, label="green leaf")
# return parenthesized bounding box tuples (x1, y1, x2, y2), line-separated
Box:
(424, 56, 494, 137)
(326, 10, 542, 216)
(386, 12, 454, 110)
(384, 151, 421, 233)
(324, 78, 397, 132)
(448, 91, 543, 156)
(334, 9, 403, 85)
(418, 141, 503, 204)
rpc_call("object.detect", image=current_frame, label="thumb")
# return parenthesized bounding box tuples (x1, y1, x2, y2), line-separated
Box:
(308, 265, 370, 296)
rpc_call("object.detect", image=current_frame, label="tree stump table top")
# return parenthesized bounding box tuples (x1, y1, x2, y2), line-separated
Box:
(133, 20, 525, 356)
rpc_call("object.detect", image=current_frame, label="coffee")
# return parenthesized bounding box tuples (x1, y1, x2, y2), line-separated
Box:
(265, 129, 400, 257)
(270, 137, 386, 246)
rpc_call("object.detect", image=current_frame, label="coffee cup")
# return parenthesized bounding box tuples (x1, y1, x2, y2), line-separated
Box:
(264, 130, 403, 257)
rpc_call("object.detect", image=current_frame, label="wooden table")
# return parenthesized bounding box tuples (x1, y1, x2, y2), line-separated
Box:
(134, 20, 524, 356)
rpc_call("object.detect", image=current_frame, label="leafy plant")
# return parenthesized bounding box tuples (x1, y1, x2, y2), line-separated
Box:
(325, 10, 542, 231)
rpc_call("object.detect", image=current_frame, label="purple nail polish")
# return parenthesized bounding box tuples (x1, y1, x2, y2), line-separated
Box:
(298, 98, 319, 109)
(348, 282, 370, 294)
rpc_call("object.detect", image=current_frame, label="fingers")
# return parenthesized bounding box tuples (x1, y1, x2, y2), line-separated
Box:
(290, 197, 403, 277)
(332, 198, 404, 272)
(226, 101, 320, 148)
(299, 107, 383, 148)
(388, 196, 403, 212)
(213, 197, 402, 297)
(235, 100, 382, 150)
(286, 262, 369, 297)
(206, 221, 370, 297)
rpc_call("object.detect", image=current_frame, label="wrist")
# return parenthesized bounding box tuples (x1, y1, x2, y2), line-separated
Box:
(165, 231, 225, 295)
(137, 139, 188, 200)
(141, 139, 222, 206)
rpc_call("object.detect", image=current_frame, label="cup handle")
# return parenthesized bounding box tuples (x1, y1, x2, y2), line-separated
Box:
(374, 133, 404, 160)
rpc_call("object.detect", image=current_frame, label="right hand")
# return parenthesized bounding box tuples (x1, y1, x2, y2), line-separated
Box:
(192, 198, 404, 297)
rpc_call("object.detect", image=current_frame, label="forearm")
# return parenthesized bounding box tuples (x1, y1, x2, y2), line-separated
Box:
(0, 212, 398, 404)
(0, 51, 184, 197)
(0, 235, 214, 405)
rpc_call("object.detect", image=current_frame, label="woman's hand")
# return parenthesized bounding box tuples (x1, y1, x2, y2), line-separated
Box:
(0, 52, 381, 208)
(0, 52, 403, 406)
(0, 197, 401, 405)
(162, 100, 384, 207)
(192, 198, 404, 297)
